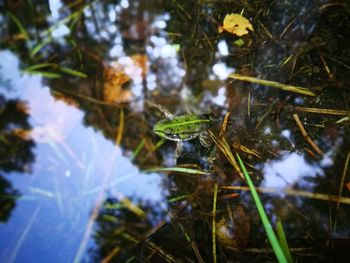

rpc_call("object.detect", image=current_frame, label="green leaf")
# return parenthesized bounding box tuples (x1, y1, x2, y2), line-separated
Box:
(234, 38, 245, 47)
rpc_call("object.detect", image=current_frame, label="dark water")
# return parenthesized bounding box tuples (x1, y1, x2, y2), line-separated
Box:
(0, 0, 349, 262)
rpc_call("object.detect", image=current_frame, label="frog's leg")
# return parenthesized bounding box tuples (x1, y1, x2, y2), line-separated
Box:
(199, 131, 217, 165)
(207, 145, 217, 164)
(199, 130, 212, 148)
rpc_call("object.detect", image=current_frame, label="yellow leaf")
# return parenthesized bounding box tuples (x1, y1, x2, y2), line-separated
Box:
(219, 13, 253, 36)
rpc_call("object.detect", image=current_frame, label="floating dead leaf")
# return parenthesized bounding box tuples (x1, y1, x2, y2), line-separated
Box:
(103, 65, 132, 103)
(103, 54, 148, 103)
(218, 13, 254, 36)
(216, 205, 250, 248)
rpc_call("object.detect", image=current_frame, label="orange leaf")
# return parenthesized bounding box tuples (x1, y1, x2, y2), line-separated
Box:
(103, 65, 131, 103)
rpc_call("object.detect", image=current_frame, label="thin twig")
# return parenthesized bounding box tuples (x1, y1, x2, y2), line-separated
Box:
(229, 73, 316, 96)
(293, 113, 324, 156)
(319, 53, 334, 80)
(220, 185, 350, 205)
(295, 106, 348, 116)
(212, 182, 218, 263)
(336, 151, 350, 210)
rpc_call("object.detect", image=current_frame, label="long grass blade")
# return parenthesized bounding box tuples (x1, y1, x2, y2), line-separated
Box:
(24, 70, 62, 78)
(229, 73, 316, 96)
(131, 139, 145, 161)
(145, 167, 210, 175)
(24, 63, 56, 71)
(221, 185, 350, 205)
(6, 11, 29, 40)
(236, 153, 288, 263)
(276, 219, 293, 263)
(59, 66, 87, 78)
(31, 38, 52, 57)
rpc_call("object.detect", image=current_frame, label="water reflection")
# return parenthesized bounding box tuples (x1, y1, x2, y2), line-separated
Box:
(262, 152, 324, 189)
(0, 0, 349, 261)
(0, 50, 164, 261)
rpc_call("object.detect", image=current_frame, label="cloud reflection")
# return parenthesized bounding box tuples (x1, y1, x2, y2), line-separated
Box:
(261, 152, 324, 189)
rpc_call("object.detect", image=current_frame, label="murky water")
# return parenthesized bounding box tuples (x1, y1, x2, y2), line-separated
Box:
(0, 0, 349, 262)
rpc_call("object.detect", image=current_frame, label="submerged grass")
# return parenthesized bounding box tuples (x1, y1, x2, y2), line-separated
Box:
(209, 131, 243, 178)
(24, 63, 87, 78)
(212, 182, 218, 263)
(131, 139, 146, 161)
(221, 185, 350, 205)
(6, 11, 29, 42)
(229, 73, 316, 96)
(145, 166, 210, 175)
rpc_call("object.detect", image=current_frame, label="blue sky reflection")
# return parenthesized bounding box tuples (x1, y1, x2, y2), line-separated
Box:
(0, 50, 164, 261)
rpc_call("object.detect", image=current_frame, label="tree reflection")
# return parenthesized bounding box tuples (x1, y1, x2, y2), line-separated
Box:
(0, 95, 35, 222)
(0, 176, 19, 222)
(91, 196, 168, 262)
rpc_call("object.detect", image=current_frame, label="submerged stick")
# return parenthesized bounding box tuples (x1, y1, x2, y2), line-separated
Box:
(221, 185, 350, 205)
(212, 182, 218, 263)
(229, 73, 316, 96)
(295, 106, 348, 116)
(336, 151, 350, 210)
(293, 113, 324, 156)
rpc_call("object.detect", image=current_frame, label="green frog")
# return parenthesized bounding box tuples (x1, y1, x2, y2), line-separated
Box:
(153, 114, 211, 146)
(149, 99, 216, 161)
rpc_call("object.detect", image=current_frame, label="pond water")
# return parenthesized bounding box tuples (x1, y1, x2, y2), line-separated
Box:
(0, 0, 349, 262)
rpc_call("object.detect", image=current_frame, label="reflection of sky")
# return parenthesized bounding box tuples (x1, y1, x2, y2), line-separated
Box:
(0, 51, 164, 261)
(261, 151, 328, 189)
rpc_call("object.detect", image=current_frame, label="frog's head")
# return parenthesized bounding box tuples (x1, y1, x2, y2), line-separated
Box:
(153, 119, 180, 141)
(153, 119, 170, 138)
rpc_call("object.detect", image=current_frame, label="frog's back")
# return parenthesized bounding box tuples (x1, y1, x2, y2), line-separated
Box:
(153, 114, 210, 141)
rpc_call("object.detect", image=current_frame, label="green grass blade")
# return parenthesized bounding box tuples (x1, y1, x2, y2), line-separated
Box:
(31, 38, 53, 57)
(276, 219, 293, 263)
(168, 194, 189, 202)
(24, 63, 55, 71)
(59, 66, 87, 78)
(24, 70, 62, 78)
(6, 11, 29, 40)
(145, 167, 210, 175)
(131, 139, 146, 161)
(236, 153, 288, 263)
